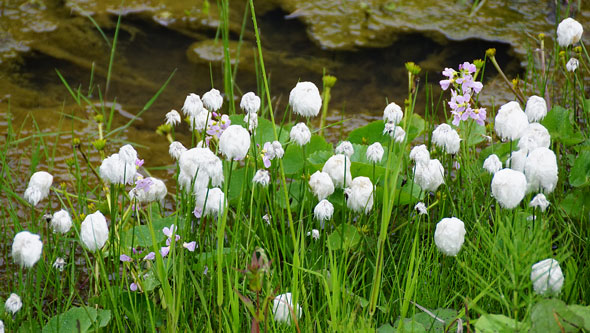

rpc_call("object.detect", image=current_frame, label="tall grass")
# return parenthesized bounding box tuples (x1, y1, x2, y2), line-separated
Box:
(0, 1, 589, 332)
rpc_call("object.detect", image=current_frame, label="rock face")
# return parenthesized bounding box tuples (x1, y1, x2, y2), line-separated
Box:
(273, 0, 585, 55)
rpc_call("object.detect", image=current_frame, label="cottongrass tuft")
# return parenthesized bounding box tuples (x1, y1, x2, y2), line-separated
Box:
(345, 176, 374, 214)
(434, 217, 466, 256)
(483, 154, 502, 174)
(366, 142, 384, 163)
(80, 211, 109, 252)
(272, 292, 302, 324)
(531, 258, 564, 296)
(24, 171, 53, 206)
(491, 168, 527, 209)
(12, 231, 43, 268)
(289, 81, 322, 118)
(5, 293, 22, 314)
(322, 154, 352, 189)
(290, 123, 311, 146)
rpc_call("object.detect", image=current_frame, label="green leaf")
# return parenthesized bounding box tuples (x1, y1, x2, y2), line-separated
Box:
(348, 120, 388, 146)
(42, 306, 110, 333)
(406, 113, 425, 143)
(392, 318, 427, 332)
(283, 135, 332, 175)
(560, 188, 590, 218)
(328, 224, 362, 251)
(541, 106, 584, 146)
(308, 150, 333, 167)
(228, 115, 290, 146)
(377, 323, 395, 333)
(474, 314, 526, 332)
(459, 121, 488, 147)
(568, 305, 590, 331)
(412, 308, 458, 332)
(228, 167, 247, 204)
(121, 215, 176, 248)
(569, 150, 590, 187)
(530, 299, 584, 333)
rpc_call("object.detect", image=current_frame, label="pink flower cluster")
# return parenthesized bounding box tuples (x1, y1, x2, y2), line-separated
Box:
(440, 62, 486, 126)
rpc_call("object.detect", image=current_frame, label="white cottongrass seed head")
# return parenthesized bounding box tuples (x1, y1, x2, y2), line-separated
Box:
(524, 96, 548, 123)
(244, 112, 258, 133)
(289, 81, 322, 117)
(5, 293, 22, 315)
(495, 101, 528, 141)
(517, 123, 551, 154)
(80, 211, 109, 252)
(314, 199, 334, 226)
(410, 145, 430, 165)
(51, 209, 72, 234)
(566, 58, 579, 72)
(491, 168, 527, 209)
(557, 17, 583, 47)
(182, 93, 203, 117)
(219, 125, 251, 161)
(335, 141, 354, 157)
(53, 257, 66, 272)
(252, 169, 270, 187)
(414, 202, 428, 215)
(383, 123, 405, 142)
(130, 177, 167, 203)
(483, 154, 502, 174)
(240, 92, 261, 114)
(290, 122, 311, 146)
(99, 146, 137, 185)
(309, 171, 335, 200)
(383, 102, 403, 125)
(345, 176, 374, 214)
(506, 150, 527, 172)
(322, 154, 352, 189)
(178, 147, 224, 194)
(531, 258, 564, 296)
(202, 88, 223, 112)
(366, 142, 384, 163)
(188, 110, 212, 132)
(169, 141, 187, 161)
(12, 231, 43, 268)
(434, 217, 466, 256)
(307, 229, 320, 240)
(24, 171, 53, 206)
(0, 319, 4, 333)
(165, 109, 181, 126)
(432, 123, 461, 154)
(414, 159, 445, 192)
(524, 147, 558, 194)
(530, 193, 550, 212)
(272, 292, 302, 324)
(195, 188, 226, 217)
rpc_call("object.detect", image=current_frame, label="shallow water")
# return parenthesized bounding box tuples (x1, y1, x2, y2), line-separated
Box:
(0, 0, 580, 185)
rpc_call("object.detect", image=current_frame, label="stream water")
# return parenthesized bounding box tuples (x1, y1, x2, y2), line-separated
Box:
(1, 0, 584, 186)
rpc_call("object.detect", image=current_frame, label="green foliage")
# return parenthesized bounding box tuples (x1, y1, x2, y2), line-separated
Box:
(121, 215, 176, 248)
(42, 306, 111, 333)
(328, 224, 362, 251)
(569, 150, 590, 187)
(530, 299, 585, 332)
(541, 106, 584, 146)
(474, 314, 527, 332)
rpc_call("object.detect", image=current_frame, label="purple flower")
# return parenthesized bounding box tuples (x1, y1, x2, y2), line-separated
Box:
(160, 246, 170, 257)
(135, 159, 144, 167)
(470, 107, 487, 126)
(166, 234, 181, 246)
(449, 91, 473, 126)
(130, 282, 138, 291)
(162, 224, 177, 238)
(203, 265, 209, 275)
(120, 254, 133, 262)
(193, 207, 202, 218)
(440, 68, 457, 91)
(144, 252, 155, 260)
(136, 177, 153, 192)
(132, 248, 142, 255)
(183, 241, 197, 252)
(459, 75, 483, 94)
(459, 62, 476, 74)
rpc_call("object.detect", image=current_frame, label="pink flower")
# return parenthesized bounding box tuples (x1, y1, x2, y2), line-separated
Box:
(162, 225, 177, 238)
(160, 246, 170, 257)
(183, 241, 197, 252)
(130, 283, 138, 291)
(144, 252, 155, 260)
(120, 254, 133, 262)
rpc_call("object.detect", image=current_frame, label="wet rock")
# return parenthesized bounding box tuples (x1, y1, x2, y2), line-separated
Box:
(274, 0, 587, 56)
